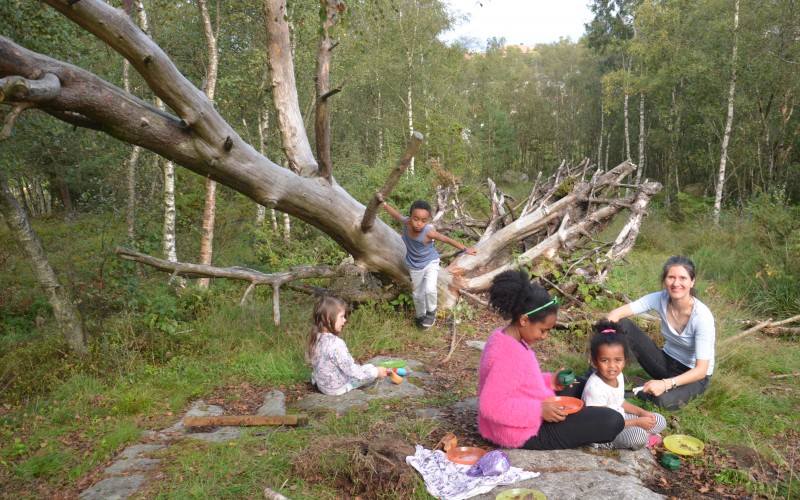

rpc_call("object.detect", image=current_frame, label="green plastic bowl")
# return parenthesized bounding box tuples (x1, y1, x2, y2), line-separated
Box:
(661, 452, 681, 470)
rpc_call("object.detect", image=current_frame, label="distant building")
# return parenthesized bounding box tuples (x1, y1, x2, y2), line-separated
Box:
(504, 43, 537, 53)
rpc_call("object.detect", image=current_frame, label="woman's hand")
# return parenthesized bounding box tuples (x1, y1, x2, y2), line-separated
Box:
(642, 379, 668, 396)
(541, 401, 567, 423)
(377, 366, 389, 378)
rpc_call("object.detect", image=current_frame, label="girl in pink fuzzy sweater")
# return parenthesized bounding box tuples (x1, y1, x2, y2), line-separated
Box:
(478, 270, 624, 450)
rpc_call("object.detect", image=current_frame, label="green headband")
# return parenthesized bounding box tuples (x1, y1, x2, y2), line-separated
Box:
(524, 296, 558, 317)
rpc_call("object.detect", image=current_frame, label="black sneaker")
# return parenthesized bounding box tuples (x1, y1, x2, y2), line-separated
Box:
(415, 316, 425, 329)
(421, 310, 436, 328)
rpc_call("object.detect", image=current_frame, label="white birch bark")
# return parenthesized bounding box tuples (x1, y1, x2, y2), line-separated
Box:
(597, 102, 604, 167)
(636, 93, 645, 183)
(197, 0, 219, 288)
(123, 65, 141, 244)
(256, 103, 269, 224)
(0, 172, 87, 354)
(623, 92, 631, 160)
(713, 0, 740, 224)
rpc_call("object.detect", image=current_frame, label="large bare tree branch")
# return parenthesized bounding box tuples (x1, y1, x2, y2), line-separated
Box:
(116, 246, 389, 324)
(264, 0, 318, 176)
(361, 131, 424, 232)
(0, 22, 410, 285)
(2, 2, 662, 313)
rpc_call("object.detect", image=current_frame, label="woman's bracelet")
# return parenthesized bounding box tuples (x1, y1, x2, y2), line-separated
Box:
(663, 379, 670, 392)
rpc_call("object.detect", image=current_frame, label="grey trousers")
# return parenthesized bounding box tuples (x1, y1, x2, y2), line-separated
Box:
(409, 259, 439, 318)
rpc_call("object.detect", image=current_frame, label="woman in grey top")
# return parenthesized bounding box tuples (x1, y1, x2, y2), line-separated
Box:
(607, 256, 715, 409)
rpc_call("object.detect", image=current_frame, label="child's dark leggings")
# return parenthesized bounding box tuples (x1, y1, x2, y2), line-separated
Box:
(618, 318, 710, 410)
(520, 406, 624, 450)
(519, 382, 623, 450)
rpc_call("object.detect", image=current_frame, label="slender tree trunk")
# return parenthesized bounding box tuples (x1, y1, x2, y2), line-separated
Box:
(36, 178, 48, 216)
(55, 171, 73, 213)
(636, 93, 645, 183)
(256, 102, 269, 225)
(121, 4, 139, 247)
(402, 1, 418, 173)
(623, 92, 631, 160)
(713, 0, 740, 224)
(162, 156, 178, 263)
(377, 82, 384, 161)
(597, 103, 604, 167)
(197, 0, 220, 288)
(282, 212, 291, 241)
(407, 72, 415, 173)
(0, 172, 87, 354)
(16, 176, 32, 217)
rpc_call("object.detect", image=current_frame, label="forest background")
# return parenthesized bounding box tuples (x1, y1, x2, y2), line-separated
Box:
(0, 0, 798, 498)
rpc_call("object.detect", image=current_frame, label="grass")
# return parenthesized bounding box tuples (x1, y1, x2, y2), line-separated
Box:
(1, 201, 798, 498)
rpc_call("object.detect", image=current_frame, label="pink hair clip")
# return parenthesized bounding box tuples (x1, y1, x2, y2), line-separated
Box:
(600, 329, 617, 334)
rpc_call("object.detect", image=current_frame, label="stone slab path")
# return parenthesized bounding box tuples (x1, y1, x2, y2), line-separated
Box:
(78, 358, 664, 499)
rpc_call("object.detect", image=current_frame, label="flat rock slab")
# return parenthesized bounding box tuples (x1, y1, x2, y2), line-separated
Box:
(471, 448, 663, 500)
(295, 357, 427, 414)
(78, 474, 147, 500)
(185, 427, 242, 442)
(256, 389, 286, 416)
(117, 444, 166, 459)
(104, 457, 161, 475)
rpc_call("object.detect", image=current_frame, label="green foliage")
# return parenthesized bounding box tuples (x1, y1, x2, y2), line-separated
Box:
(669, 192, 715, 222)
(250, 222, 348, 271)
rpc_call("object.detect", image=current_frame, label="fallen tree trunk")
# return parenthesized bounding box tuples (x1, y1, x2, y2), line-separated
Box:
(723, 313, 800, 345)
(115, 246, 394, 324)
(2, 3, 661, 313)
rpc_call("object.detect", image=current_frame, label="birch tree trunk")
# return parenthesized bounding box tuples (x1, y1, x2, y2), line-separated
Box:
(0, 171, 87, 354)
(636, 93, 645, 184)
(161, 153, 179, 263)
(623, 92, 631, 160)
(399, 1, 419, 173)
(197, 0, 219, 288)
(597, 102, 604, 167)
(123, 60, 140, 245)
(256, 102, 269, 225)
(713, 0, 740, 224)
(122, 1, 140, 249)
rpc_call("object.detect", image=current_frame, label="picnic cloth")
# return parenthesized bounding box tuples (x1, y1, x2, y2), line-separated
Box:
(406, 445, 540, 500)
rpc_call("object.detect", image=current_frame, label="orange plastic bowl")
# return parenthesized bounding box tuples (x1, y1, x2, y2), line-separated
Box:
(446, 446, 488, 465)
(543, 396, 584, 414)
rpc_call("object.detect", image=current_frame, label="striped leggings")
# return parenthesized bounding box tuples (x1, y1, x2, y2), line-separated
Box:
(611, 412, 667, 450)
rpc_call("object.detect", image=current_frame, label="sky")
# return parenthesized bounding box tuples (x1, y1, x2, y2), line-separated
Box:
(441, 0, 593, 48)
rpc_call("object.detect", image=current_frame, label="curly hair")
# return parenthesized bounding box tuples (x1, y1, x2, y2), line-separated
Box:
(305, 295, 348, 363)
(589, 318, 629, 362)
(409, 199, 432, 216)
(488, 270, 558, 323)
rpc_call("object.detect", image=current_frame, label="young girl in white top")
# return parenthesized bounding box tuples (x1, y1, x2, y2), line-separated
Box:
(582, 319, 667, 450)
(305, 296, 388, 395)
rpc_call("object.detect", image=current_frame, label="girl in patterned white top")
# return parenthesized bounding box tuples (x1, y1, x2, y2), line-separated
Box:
(305, 296, 388, 395)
